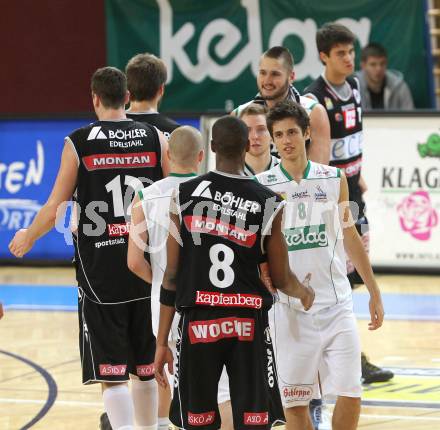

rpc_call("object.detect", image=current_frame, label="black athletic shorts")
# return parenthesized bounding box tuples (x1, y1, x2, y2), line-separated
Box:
(78, 288, 155, 384)
(170, 307, 285, 430)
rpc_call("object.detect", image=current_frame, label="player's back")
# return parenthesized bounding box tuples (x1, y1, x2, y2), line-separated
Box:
(175, 170, 283, 311)
(126, 111, 180, 140)
(68, 119, 163, 303)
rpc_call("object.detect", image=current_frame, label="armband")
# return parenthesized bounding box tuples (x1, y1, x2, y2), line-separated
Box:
(160, 286, 176, 307)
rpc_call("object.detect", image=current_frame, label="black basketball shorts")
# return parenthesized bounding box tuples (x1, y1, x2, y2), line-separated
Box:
(170, 307, 285, 430)
(78, 288, 156, 384)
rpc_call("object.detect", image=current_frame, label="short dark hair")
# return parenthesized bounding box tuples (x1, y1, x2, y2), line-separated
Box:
(316, 23, 356, 56)
(239, 103, 267, 118)
(126, 53, 167, 101)
(361, 42, 387, 62)
(212, 116, 249, 158)
(91, 67, 127, 109)
(266, 100, 310, 137)
(262, 46, 294, 72)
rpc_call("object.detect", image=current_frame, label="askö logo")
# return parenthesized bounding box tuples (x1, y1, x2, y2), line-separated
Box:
(417, 133, 440, 158)
(397, 191, 438, 241)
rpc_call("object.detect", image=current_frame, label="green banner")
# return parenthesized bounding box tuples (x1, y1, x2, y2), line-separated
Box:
(106, 0, 431, 112)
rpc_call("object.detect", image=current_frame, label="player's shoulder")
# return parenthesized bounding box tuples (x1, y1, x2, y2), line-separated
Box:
(139, 177, 174, 201)
(299, 95, 318, 112)
(306, 161, 340, 180)
(304, 76, 325, 96)
(255, 164, 288, 189)
(231, 99, 254, 117)
(68, 121, 99, 141)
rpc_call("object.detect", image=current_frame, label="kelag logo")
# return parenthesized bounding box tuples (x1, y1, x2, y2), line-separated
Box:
(0, 141, 44, 231)
(284, 224, 328, 251)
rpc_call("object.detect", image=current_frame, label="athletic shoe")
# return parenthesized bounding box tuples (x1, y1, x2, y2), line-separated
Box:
(100, 412, 113, 430)
(361, 353, 394, 384)
(309, 399, 332, 430)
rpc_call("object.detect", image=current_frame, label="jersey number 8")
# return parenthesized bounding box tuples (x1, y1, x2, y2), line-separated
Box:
(209, 244, 234, 289)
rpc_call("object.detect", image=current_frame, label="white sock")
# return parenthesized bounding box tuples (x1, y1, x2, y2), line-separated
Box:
(102, 384, 134, 430)
(158, 416, 171, 430)
(131, 378, 158, 428)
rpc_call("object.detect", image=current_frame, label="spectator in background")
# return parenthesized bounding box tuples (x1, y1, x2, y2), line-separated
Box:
(356, 42, 414, 110)
(126, 53, 180, 139)
(0, 302, 3, 319)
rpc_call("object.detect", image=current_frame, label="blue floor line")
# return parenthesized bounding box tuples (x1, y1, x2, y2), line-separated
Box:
(1, 285, 440, 320)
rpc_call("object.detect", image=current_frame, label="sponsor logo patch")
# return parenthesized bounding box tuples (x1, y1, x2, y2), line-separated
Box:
(243, 412, 269, 426)
(188, 316, 254, 344)
(87, 126, 107, 140)
(99, 364, 127, 376)
(195, 291, 263, 309)
(108, 222, 130, 237)
(136, 364, 155, 377)
(284, 224, 328, 250)
(188, 411, 215, 426)
(314, 185, 327, 202)
(184, 215, 257, 247)
(82, 152, 157, 171)
(282, 385, 314, 402)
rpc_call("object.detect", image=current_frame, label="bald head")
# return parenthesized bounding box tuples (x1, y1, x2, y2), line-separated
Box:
(211, 116, 248, 158)
(168, 126, 204, 166)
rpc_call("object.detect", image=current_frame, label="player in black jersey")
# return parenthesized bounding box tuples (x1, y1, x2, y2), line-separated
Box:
(9, 67, 170, 430)
(154, 116, 314, 430)
(126, 53, 180, 140)
(304, 23, 393, 426)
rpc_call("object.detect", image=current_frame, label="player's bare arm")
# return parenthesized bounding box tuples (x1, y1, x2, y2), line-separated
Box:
(8, 141, 78, 258)
(158, 131, 171, 176)
(265, 208, 314, 310)
(127, 194, 152, 283)
(338, 171, 384, 330)
(308, 104, 331, 164)
(0, 303, 4, 320)
(154, 208, 180, 388)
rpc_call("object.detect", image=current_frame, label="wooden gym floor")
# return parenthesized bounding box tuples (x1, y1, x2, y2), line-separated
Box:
(0, 267, 439, 429)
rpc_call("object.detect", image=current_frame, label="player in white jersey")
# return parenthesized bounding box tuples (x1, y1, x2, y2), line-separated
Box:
(232, 46, 330, 165)
(256, 101, 384, 430)
(239, 103, 279, 176)
(127, 126, 203, 430)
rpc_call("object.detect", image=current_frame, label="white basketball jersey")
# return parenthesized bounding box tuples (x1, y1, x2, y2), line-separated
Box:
(139, 173, 197, 338)
(256, 161, 352, 313)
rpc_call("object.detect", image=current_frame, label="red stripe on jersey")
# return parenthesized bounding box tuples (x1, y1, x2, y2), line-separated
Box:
(82, 152, 157, 171)
(183, 215, 257, 247)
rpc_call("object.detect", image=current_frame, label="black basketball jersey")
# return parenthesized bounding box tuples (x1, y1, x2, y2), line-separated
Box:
(305, 75, 364, 218)
(174, 170, 283, 311)
(69, 119, 163, 303)
(126, 111, 180, 140)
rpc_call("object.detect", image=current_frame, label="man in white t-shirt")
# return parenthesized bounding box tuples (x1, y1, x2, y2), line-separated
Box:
(256, 100, 385, 430)
(128, 126, 204, 430)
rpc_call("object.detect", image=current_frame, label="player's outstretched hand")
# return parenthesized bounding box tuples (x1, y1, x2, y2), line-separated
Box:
(300, 273, 314, 311)
(368, 294, 384, 331)
(154, 345, 174, 388)
(9, 229, 33, 258)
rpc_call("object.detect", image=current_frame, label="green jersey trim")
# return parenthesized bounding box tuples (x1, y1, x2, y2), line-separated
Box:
(169, 172, 197, 177)
(303, 160, 311, 179)
(138, 190, 144, 200)
(279, 160, 311, 182)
